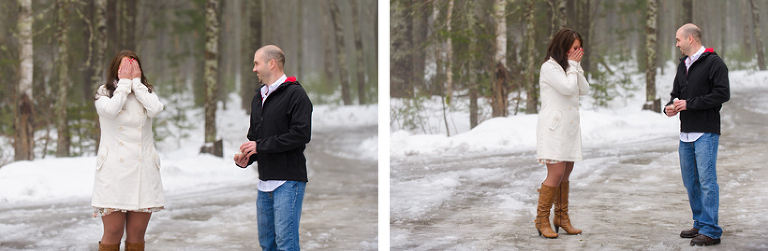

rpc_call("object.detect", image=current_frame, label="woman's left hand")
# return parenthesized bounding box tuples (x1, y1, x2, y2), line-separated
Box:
(568, 48, 584, 62)
(131, 58, 142, 79)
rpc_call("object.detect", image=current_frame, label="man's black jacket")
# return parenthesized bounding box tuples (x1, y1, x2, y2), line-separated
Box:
(239, 76, 312, 182)
(665, 48, 730, 135)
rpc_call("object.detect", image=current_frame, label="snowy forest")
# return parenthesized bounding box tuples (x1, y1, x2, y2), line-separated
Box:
(0, 0, 379, 166)
(390, 0, 768, 135)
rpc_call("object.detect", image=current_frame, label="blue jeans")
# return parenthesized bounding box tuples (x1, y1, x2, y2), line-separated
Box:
(679, 133, 722, 239)
(257, 181, 306, 251)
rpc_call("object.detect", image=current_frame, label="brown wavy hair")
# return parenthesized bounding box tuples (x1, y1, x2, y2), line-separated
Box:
(102, 50, 153, 98)
(544, 28, 583, 71)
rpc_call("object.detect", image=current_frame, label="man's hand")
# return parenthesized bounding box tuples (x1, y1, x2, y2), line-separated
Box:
(665, 104, 678, 117)
(240, 141, 257, 158)
(234, 154, 249, 167)
(673, 99, 687, 112)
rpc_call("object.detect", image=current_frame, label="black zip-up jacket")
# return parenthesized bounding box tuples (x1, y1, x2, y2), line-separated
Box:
(238, 76, 312, 182)
(664, 48, 729, 135)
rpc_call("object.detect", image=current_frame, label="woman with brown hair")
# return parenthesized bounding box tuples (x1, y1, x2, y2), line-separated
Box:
(534, 28, 589, 239)
(92, 50, 164, 251)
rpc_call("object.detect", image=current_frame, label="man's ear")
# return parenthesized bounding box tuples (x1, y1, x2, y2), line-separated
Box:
(268, 59, 275, 70)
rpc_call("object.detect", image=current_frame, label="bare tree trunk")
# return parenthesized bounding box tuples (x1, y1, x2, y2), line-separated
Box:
(468, 0, 479, 128)
(294, 0, 302, 79)
(682, 0, 692, 24)
(524, 0, 537, 114)
(491, 0, 508, 118)
(92, 0, 107, 92)
(329, 1, 352, 105)
(643, 0, 660, 113)
(203, 0, 221, 157)
(55, 0, 71, 157)
(231, 0, 242, 110)
(722, 1, 728, 56)
(411, 1, 428, 97)
(555, 0, 566, 29)
(743, 0, 753, 55)
(15, 0, 34, 161)
(445, 0, 454, 103)
(106, 0, 117, 52)
(548, 0, 566, 41)
(322, 1, 337, 88)
(242, 0, 262, 114)
(351, 0, 367, 105)
(92, 0, 107, 153)
(78, 0, 96, 98)
(577, 0, 591, 74)
(751, 0, 766, 70)
(119, 0, 137, 50)
(391, 0, 413, 98)
(566, 0, 576, 28)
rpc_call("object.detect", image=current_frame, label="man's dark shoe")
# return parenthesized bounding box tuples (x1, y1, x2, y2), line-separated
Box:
(680, 228, 699, 238)
(690, 234, 721, 246)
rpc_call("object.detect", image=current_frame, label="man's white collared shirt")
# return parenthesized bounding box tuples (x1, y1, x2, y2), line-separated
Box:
(680, 46, 706, 143)
(258, 74, 288, 192)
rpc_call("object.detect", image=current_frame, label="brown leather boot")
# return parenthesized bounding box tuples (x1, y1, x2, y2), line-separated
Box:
(553, 181, 582, 234)
(534, 184, 558, 238)
(125, 241, 145, 251)
(98, 241, 120, 251)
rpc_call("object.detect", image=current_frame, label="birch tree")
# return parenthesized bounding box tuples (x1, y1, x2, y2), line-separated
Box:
(329, 1, 352, 105)
(15, 0, 34, 161)
(750, 0, 766, 70)
(491, 0, 509, 117)
(92, 0, 107, 90)
(549, 0, 566, 40)
(203, 0, 221, 156)
(55, 0, 71, 157)
(643, 0, 660, 113)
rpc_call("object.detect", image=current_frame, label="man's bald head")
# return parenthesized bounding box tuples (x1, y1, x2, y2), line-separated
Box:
(678, 23, 702, 43)
(256, 45, 285, 70)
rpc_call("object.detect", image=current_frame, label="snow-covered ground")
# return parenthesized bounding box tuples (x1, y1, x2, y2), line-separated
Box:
(391, 66, 768, 250)
(0, 94, 378, 250)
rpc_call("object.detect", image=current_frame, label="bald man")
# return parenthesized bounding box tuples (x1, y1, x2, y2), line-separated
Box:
(664, 23, 729, 246)
(235, 45, 313, 250)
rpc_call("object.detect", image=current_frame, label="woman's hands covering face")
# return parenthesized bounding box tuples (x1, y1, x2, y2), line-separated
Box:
(117, 57, 141, 79)
(568, 48, 583, 62)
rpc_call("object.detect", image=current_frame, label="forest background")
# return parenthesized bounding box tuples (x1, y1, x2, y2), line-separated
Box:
(0, 0, 379, 166)
(390, 0, 767, 135)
